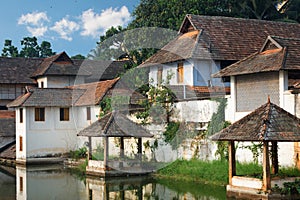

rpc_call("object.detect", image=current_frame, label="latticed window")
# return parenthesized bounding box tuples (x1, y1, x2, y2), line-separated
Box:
(60, 108, 69, 121)
(177, 62, 184, 83)
(35, 108, 45, 121)
(236, 72, 279, 112)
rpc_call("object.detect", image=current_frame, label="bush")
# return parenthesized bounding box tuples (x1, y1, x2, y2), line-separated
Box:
(69, 147, 87, 160)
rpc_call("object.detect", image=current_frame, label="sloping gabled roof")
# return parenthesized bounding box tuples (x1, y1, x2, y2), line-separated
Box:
(31, 52, 91, 77)
(213, 36, 300, 77)
(211, 100, 300, 142)
(77, 111, 153, 138)
(75, 59, 128, 82)
(0, 57, 41, 84)
(6, 78, 129, 108)
(7, 88, 85, 107)
(69, 78, 119, 106)
(141, 15, 300, 66)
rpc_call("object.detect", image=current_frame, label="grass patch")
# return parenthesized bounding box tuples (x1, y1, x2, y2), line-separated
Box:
(156, 159, 266, 185)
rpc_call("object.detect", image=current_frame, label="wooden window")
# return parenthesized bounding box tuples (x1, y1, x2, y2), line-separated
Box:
(157, 67, 163, 85)
(60, 108, 69, 121)
(35, 108, 45, 121)
(19, 136, 23, 152)
(177, 62, 184, 83)
(19, 108, 23, 123)
(86, 107, 91, 120)
(41, 81, 44, 88)
(20, 176, 23, 192)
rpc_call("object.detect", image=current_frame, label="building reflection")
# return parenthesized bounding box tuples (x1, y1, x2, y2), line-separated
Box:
(86, 176, 153, 200)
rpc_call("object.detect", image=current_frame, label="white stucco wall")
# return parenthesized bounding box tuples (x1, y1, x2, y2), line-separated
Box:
(16, 107, 27, 160)
(149, 60, 193, 86)
(37, 76, 85, 88)
(174, 100, 219, 123)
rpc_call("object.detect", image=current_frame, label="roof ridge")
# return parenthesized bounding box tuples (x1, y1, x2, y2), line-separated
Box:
(189, 14, 300, 26)
(270, 35, 300, 41)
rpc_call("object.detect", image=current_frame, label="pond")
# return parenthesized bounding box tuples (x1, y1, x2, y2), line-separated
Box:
(0, 164, 226, 200)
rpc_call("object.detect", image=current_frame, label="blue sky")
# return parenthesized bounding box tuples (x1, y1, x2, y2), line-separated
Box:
(0, 0, 140, 57)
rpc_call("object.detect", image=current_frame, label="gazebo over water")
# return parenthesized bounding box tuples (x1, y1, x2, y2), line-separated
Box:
(78, 111, 153, 177)
(211, 98, 300, 198)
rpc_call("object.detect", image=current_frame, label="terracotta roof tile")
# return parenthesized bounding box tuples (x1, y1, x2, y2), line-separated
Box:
(0, 111, 15, 119)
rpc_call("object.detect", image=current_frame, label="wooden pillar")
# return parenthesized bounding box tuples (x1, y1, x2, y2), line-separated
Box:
(104, 137, 109, 170)
(263, 141, 271, 191)
(120, 137, 124, 168)
(271, 141, 278, 174)
(228, 141, 236, 185)
(88, 137, 92, 160)
(138, 138, 142, 163)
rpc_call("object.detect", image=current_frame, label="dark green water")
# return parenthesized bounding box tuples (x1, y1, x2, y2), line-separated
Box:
(0, 164, 226, 200)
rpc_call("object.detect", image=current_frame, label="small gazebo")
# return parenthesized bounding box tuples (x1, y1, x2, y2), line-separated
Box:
(211, 99, 300, 195)
(78, 111, 153, 177)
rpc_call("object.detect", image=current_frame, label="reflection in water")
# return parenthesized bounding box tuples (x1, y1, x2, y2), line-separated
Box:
(0, 164, 226, 200)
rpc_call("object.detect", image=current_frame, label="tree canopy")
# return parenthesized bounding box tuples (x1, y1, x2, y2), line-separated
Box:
(92, 0, 299, 66)
(1, 37, 55, 58)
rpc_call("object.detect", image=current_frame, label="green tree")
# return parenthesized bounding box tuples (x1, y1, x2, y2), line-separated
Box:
(71, 54, 85, 60)
(279, 0, 300, 22)
(39, 41, 55, 58)
(1, 40, 18, 57)
(19, 37, 40, 58)
(235, 0, 284, 20)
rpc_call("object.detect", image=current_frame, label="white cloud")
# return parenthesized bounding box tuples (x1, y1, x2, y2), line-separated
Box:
(18, 11, 50, 37)
(27, 26, 48, 37)
(51, 18, 80, 41)
(80, 6, 131, 38)
(18, 11, 49, 26)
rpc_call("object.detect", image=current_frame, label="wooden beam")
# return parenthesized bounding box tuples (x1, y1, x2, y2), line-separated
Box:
(263, 141, 271, 191)
(271, 141, 278, 174)
(88, 137, 92, 160)
(120, 137, 124, 168)
(228, 141, 236, 185)
(104, 137, 109, 170)
(138, 138, 142, 163)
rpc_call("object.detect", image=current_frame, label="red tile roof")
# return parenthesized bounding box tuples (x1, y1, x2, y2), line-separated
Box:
(0, 111, 15, 119)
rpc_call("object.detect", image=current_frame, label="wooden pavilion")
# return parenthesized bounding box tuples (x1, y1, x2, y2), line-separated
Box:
(78, 111, 153, 177)
(211, 99, 300, 198)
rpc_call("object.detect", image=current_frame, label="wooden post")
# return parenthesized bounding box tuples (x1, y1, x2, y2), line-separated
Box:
(228, 141, 236, 185)
(104, 137, 109, 170)
(120, 137, 124, 168)
(271, 141, 278, 174)
(263, 141, 271, 191)
(138, 138, 142, 164)
(88, 137, 92, 160)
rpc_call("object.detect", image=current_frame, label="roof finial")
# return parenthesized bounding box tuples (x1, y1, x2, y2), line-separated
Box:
(268, 95, 270, 103)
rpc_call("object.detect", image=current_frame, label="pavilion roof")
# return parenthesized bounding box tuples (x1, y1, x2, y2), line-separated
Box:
(77, 111, 153, 138)
(211, 99, 300, 142)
